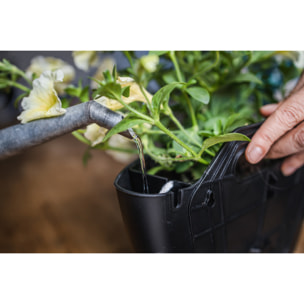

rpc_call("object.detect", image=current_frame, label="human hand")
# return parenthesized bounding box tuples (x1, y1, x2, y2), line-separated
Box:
(245, 72, 304, 176)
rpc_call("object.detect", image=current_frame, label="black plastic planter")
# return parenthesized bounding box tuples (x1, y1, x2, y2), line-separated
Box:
(114, 123, 304, 253)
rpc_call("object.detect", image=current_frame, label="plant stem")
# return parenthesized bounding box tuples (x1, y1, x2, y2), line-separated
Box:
(123, 51, 134, 69)
(114, 94, 154, 123)
(169, 51, 198, 128)
(166, 108, 200, 146)
(142, 130, 165, 135)
(7, 81, 30, 93)
(17, 70, 32, 86)
(165, 109, 215, 157)
(206, 51, 220, 72)
(169, 51, 184, 82)
(139, 84, 152, 114)
(167, 109, 187, 133)
(144, 142, 209, 165)
(183, 91, 198, 128)
(97, 144, 138, 154)
(190, 51, 220, 81)
(154, 120, 198, 157)
(72, 131, 91, 145)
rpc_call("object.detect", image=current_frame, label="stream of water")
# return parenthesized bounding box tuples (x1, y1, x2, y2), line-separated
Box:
(129, 129, 149, 194)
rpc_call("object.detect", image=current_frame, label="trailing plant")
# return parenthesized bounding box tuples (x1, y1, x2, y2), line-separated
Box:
(0, 51, 302, 181)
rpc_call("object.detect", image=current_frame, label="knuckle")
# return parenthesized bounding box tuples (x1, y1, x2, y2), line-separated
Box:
(259, 129, 275, 145)
(275, 104, 302, 128)
(293, 128, 304, 150)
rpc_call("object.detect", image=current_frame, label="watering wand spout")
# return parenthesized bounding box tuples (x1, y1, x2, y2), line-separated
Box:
(0, 100, 132, 160)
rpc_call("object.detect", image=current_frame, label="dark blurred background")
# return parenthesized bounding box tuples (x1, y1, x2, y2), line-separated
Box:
(0, 51, 304, 253)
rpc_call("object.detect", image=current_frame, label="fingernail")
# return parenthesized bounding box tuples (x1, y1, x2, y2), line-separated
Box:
(282, 165, 296, 176)
(246, 145, 264, 163)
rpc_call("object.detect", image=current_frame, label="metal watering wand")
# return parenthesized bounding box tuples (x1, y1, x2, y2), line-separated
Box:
(0, 100, 132, 160)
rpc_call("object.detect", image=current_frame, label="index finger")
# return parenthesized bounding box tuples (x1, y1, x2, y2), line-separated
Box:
(245, 90, 304, 164)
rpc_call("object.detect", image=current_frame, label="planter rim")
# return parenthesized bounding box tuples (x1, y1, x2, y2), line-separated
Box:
(114, 122, 263, 197)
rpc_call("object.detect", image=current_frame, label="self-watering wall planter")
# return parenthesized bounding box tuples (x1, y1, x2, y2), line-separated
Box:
(115, 123, 304, 253)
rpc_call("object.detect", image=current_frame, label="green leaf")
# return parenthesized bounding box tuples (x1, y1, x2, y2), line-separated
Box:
(162, 72, 177, 84)
(200, 133, 250, 156)
(172, 140, 187, 154)
(82, 148, 92, 167)
(79, 86, 89, 102)
(228, 73, 262, 85)
(223, 113, 241, 132)
(186, 86, 210, 104)
(198, 130, 214, 137)
(65, 83, 89, 103)
(149, 51, 168, 56)
(147, 165, 164, 175)
(94, 82, 122, 100)
(61, 97, 70, 109)
(175, 161, 193, 174)
(151, 82, 184, 118)
(72, 130, 91, 145)
(247, 51, 276, 65)
(214, 119, 223, 135)
(0, 81, 8, 89)
(102, 116, 147, 142)
(65, 86, 80, 96)
(122, 85, 130, 98)
(103, 70, 114, 83)
(112, 65, 118, 79)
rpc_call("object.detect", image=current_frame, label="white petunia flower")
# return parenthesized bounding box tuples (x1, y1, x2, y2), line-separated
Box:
(91, 56, 116, 89)
(106, 134, 137, 164)
(95, 76, 153, 111)
(72, 51, 99, 72)
(84, 123, 108, 147)
(139, 54, 159, 73)
(84, 123, 137, 163)
(17, 70, 66, 123)
(26, 56, 75, 95)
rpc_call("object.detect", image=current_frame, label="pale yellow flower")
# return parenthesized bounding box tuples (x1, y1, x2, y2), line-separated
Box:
(275, 51, 299, 62)
(294, 51, 304, 69)
(91, 56, 116, 89)
(95, 76, 152, 111)
(139, 54, 159, 72)
(17, 70, 66, 124)
(84, 123, 108, 147)
(26, 56, 75, 94)
(72, 51, 99, 72)
(84, 123, 136, 163)
(106, 135, 137, 164)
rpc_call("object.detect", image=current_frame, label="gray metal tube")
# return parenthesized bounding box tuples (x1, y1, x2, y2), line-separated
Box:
(0, 100, 132, 160)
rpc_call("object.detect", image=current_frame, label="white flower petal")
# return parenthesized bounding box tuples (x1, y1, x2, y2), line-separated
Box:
(84, 123, 107, 146)
(27, 56, 74, 81)
(94, 76, 152, 111)
(26, 56, 75, 95)
(106, 134, 137, 163)
(117, 76, 135, 83)
(72, 51, 99, 72)
(91, 56, 116, 89)
(140, 54, 159, 73)
(17, 70, 66, 124)
(84, 124, 136, 163)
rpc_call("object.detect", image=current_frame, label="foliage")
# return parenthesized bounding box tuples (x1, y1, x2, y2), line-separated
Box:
(88, 51, 302, 180)
(0, 51, 302, 181)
